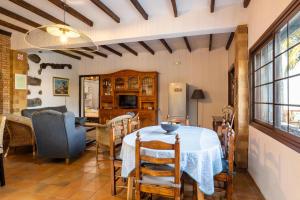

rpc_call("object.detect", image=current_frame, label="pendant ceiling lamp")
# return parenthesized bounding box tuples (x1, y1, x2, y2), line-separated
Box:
(24, 0, 97, 52)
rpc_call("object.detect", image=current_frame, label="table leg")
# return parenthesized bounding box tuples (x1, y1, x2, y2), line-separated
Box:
(193, 181, 204, 200)
(0, 154, 5, 186)
(127, 176, 134, 200)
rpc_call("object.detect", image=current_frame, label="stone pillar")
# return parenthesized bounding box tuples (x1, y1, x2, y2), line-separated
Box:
(234, 25, 249, 168)
(0, 30, 11, 115)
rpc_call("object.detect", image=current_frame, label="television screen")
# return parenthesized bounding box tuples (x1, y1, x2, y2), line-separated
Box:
(118, 95, 138, 109)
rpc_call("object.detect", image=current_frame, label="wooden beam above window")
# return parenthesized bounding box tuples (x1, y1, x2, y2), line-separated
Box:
(183, 37, 191, 52)
(243, 0, 251, 8)
(209, 34, 213, 51)
(119, 43, 138, 56)
(171, 0, 178, 17)
(130, 0, 148, 20)
(0, 6, 41, 28)
(226, 32, 235, 50)
(101, 45, 122, 57)
(52, 50, 81, 60)
(160, 39, 172, 54)
(138, 41, 155, 55)
(48, 0, 93, 26)
(0, 19, 28, 33)
(90, 0, 120, 23)
(211, 0, 215, 13)
(9, 0, 67, 25)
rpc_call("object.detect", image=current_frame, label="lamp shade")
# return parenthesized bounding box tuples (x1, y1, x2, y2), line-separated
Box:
(191, 89, 205, 99)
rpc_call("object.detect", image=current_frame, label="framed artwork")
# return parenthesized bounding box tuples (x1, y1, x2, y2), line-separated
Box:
(53, 77, 70, 96)
(15, 74, 27, 90)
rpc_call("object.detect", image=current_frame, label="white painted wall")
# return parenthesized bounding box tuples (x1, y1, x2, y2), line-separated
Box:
(247, 1, 300, 200)
(27, 52, 83, 116)
(79, 47, 229, 128)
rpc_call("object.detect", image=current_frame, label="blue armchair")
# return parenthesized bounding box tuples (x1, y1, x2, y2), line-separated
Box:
(32, 110, 86, 163)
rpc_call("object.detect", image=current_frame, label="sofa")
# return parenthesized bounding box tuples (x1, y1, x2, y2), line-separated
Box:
(31, 110, 86, 163)
(22, 106, 86, 125)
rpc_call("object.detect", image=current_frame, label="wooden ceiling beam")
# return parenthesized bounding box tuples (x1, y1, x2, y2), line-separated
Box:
(130, 0, 148, 20)
(211, 0, 215, 13)
(119, 43, 138, 56)
(89, 0, 120, 23)
(209, 34, 213, 51)
(0, 6, 41, 28)
(101, 45, 122, 57)
(48, 0, 93, 26)
(171, 0, 178, 17)
(160, 39, 172, 54)
(9, 0, 67, 25)
(81, 47, 108, 58)
(52, 50, 81, 60)
(0, 19, 28, 33)
(183, 37, 191, 52)
(243, 0, 251, 8)
(0, 28, 12, 37)
(138, 41, 154, 55)
(70, 50, 94, 59)
(226, 32, 235, 50)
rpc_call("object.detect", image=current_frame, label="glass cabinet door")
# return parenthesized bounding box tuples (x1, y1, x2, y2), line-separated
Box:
(128, 77, 138, 90)
(102, 78, 112, 96)
(115, 77, 125, 90)
(142, 77, 154, 96)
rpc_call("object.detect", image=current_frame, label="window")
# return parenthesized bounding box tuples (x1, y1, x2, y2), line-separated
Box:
(250, 2, 300, 152)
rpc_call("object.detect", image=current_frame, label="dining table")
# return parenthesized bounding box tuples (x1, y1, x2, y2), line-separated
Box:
(120, 125, 223, 196)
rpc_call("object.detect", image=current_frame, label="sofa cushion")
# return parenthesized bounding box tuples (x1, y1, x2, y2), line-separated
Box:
(21, 106, 67, 118)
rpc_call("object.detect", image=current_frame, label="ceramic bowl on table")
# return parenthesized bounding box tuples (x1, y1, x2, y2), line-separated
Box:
(160, 122, 179, 134)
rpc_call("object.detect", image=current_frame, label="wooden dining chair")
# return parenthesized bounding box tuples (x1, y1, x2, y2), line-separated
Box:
(167, 115, 190, 126)
(110, 119, 130, 195)
(0, 116, 6, 186)
(128, 113, 140, 133)
(222, 105, 235, 127)
(135, 132, 183, 200)
(214, 122, 236, 200)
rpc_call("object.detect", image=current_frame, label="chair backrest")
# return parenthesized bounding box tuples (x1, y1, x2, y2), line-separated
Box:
(167, 115, 190, 126)
(0, 116, 6, 153)
(135, 132, 181, 197)
(32, 110, 70, 157)
(109, 120, 128, 160)
(222, 105, 234, 127)
(5, 115, 34, 146)
(128, 113, 140, 133)
(221, 122, 236, 174)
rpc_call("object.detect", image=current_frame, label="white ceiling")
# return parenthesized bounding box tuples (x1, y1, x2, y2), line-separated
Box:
(0, 0, 245, 53)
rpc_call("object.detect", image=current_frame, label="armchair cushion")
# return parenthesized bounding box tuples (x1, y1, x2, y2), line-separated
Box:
(22, 106, 67, 118)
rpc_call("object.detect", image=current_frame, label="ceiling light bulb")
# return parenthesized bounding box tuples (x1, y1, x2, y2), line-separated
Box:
(60, 34, 68, 44)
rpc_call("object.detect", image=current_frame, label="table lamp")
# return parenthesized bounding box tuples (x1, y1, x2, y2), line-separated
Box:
(191, 89, 205, 126)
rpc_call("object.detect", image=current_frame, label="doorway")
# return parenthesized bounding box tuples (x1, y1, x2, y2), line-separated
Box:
(79, 75, 100, 123)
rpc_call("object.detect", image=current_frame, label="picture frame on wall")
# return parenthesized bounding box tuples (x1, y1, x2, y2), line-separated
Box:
(53, 77, 70, 96)
(15, 74, 27, 90)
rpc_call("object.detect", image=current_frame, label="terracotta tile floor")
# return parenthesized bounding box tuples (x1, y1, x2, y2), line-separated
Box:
(0, 148, 265, 200)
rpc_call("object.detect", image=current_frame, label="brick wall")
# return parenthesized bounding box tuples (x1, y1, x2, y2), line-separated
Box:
(10, 50, 28, 114)
(0, 32, 11, 115)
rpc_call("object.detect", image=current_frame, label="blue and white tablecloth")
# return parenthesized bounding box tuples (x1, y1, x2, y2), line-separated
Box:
(120, 125, 223, 195)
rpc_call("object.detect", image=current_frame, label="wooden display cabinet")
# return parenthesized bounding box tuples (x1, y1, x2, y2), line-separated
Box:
(99, 70, 158, 127)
